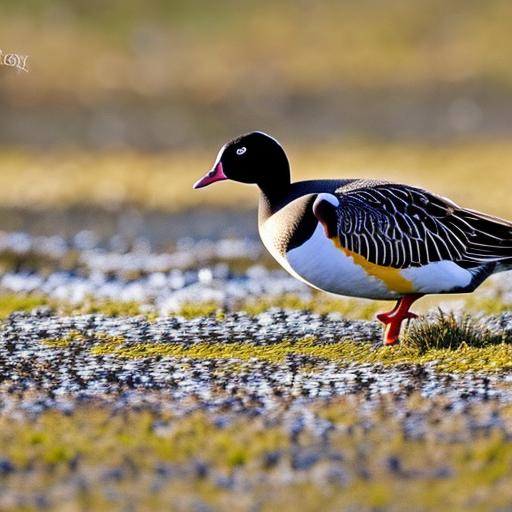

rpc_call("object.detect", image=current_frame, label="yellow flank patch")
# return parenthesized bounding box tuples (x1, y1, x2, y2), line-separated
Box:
(330, 237, 415, 294)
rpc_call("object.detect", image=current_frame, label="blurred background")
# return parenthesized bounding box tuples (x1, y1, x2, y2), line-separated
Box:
(1, 0, 512, 241)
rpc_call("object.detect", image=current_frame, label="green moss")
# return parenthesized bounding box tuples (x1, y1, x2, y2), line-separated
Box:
(0, 293, 53, 319)
(24, 304, 512, 374)
(240, 293, 383, 320)
(43, 445, 75, 465)
(176, 302, 224, 319)
(90, 336, 358, 362)
(227, 447, 248, 467)
(42, 338, 72, 348)
(3, 397, 512, 511)
(170, 292, 386, 320)
(62, 298, 143, 317)
(42, 330, 86, 348)
(88, 337, 508, 373)
(86, 312, 512, 373)
(0, 292, 151, 320)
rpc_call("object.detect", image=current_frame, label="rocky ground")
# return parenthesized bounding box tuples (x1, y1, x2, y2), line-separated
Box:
(1, 222, 512, 511)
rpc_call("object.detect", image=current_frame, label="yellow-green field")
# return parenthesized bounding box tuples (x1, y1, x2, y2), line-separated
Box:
(1, 141, 512, 216)
(3, 0, 512, 102)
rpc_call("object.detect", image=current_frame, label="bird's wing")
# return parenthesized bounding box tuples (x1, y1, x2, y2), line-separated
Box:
(312, 181, 512, 269)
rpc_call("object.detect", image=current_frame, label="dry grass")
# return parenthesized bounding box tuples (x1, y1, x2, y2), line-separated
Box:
(1, 141, 512, 218)
(3, 0, 512, 103)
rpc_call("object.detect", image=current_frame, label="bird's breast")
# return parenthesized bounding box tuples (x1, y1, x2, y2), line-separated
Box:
(284, 223, 398, 299)
(260, 218, 398, 299)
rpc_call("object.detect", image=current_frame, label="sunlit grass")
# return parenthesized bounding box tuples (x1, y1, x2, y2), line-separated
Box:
(239, 293, 383, 320)
(1, 287, 505, 324)
(403, 310, 509, 352)
(1, 141, 512, 221)
(0, 293, 145, 319)
(88, 337, 512, 374)
(0, 293, 50, 318)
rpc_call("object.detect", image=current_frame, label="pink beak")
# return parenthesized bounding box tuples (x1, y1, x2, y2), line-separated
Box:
(193, 162, 228, 189)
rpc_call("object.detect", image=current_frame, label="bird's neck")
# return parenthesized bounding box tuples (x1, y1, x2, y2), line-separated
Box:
(257, 179, 292, 224)
(255, 156, 292, 222)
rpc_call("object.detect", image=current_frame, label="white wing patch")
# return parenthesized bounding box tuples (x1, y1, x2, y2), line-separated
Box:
(314, 193, 339, 208)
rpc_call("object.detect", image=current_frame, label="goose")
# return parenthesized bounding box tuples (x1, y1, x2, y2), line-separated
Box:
(194, 131, 512, 345)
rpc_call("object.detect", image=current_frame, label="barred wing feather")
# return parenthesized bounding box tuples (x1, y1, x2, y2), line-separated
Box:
(329, 182, 512, 269)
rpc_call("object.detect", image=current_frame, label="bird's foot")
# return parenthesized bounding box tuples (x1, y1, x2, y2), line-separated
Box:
(376, 295, 423, 346)
(379, 311, 418, 345)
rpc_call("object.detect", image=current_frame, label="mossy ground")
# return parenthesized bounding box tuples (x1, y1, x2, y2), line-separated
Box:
(88, 335, 512, 374)
(0, 293, 146, 319)
(2, 291, 512, 373)
(2, 397, 512, 511)
(0, 293, 50, 318)
(2, 293, 512, 511)
(4, 2, 512, 509)
(3, 286, 507, 320)
(31, 312, 512, 374)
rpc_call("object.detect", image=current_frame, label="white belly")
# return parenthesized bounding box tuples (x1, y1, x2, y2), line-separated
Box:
(270, 223, 395, 299)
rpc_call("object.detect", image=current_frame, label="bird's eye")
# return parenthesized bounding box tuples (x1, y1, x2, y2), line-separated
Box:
(236, 147, 247, 156)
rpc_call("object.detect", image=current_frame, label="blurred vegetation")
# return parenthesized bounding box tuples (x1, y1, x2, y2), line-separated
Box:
(3, 0, 512, 99)
(4, 396, 512, 511)
(1, 141, 512, 218)
(2, 0, 512, 147)
(2, 0, 512, 210)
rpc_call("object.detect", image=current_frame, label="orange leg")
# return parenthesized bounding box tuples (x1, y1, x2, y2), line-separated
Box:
(376, 294, 423, 346)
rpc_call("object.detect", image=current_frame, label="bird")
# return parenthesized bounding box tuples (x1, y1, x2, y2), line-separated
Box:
(194, 131, 512, 345)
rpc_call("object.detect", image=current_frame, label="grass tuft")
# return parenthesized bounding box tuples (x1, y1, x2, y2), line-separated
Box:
(404, 311, 508, 354)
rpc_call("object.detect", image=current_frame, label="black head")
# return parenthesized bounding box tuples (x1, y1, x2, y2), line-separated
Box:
(193, 131, 290, 191)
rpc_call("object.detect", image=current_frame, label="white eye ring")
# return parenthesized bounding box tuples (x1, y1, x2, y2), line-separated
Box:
(236, 147, 247, 156)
